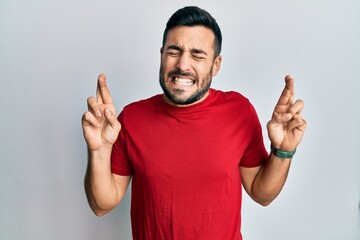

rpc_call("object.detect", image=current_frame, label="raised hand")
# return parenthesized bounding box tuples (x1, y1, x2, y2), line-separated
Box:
(82, 74, 121, 151)
(267, 75, 307, 152)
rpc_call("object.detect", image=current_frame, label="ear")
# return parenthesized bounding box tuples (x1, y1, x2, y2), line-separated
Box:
(212, 55, 222, 76)
(160, 47, 165, 63)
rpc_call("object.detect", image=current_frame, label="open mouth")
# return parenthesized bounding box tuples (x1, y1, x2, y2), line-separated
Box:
(171, 76, 195, 86)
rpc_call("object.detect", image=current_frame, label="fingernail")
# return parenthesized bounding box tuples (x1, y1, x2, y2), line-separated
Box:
(96, 110, 101, 117)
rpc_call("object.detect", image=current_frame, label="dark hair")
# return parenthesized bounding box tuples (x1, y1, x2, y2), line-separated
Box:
(162, 6, 222, 57)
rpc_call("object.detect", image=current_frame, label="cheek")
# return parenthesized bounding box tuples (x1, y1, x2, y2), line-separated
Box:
(160, 59, 169, 73)
(198, 64, 214, 78)
(162, 56, 177, 68)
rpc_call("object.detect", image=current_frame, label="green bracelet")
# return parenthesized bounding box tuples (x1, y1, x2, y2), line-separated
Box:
(271, 145, 296, 158)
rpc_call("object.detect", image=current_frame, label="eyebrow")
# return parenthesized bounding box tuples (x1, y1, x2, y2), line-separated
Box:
(191, 48, 207, 56)
(166, 45, 208, 55)
(167, 45, 182, 51)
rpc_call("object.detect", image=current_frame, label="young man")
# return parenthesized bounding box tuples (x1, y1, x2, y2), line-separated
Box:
(82, 6, 306, 240)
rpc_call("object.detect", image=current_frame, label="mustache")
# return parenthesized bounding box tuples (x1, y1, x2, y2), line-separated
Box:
(168, 69, 195, 79)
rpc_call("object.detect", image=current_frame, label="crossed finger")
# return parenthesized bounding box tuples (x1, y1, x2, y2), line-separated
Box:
(96, 74, 113, 105)
(288, 99, 304, 118)
(274, 75, 294, 114)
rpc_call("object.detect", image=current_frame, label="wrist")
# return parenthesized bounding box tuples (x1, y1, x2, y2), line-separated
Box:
(88, 145, 113, 160)
(271, 145, 296, 159)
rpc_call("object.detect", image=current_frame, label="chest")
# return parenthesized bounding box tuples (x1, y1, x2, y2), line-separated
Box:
(124, 109, 251, 183)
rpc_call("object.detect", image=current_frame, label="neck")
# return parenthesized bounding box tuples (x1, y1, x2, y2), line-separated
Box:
(162, 91, 210, 107)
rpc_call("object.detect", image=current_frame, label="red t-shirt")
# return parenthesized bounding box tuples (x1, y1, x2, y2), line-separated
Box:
(111, 89, 268, 240)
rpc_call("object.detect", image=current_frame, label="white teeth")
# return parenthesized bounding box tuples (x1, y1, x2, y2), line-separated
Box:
(173, 77, 194, 86)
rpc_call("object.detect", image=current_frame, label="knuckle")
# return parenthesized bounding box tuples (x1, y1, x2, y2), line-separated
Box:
(289, 108, 297, 115)
(83, 111, 92, 120)
(302, 119, 307, 126)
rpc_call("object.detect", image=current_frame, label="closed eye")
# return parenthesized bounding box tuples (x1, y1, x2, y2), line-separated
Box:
(166, 50, 180, 56)
(192, 54, 206, 60)
(191, 48, 207, 60)
(166, 45, 182, 56)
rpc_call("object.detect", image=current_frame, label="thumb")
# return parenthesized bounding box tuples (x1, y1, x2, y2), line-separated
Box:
(104, 108, 121, 133)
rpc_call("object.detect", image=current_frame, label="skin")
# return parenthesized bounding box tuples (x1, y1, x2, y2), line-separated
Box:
(159, 26, 222, 106)
(82, 75, 130, 216)
(241, 75, 306, 205)
(82, 25, 307, 216)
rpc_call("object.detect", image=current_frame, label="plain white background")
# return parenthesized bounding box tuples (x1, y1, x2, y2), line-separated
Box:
(1, 0, 359, 239)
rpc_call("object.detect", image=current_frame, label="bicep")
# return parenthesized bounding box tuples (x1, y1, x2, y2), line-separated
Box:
(240, 166, 261, 196)
(113, 174, 132, 205)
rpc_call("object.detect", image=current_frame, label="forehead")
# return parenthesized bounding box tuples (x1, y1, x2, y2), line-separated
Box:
(164, 26, 215, 52)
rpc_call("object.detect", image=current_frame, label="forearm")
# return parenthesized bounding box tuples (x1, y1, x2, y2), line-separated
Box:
(84, 147, 119, 216)
(251, 153, 292, 206)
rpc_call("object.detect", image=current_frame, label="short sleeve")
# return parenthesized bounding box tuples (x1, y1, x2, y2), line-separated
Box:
(240, 103, 268, 168)
(111, 111, 134, 176)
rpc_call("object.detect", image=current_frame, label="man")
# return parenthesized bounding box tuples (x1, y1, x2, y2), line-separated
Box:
(82, 6, 306, 240)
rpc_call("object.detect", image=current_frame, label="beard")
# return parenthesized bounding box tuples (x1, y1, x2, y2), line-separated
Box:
(159, 65, 213, 105)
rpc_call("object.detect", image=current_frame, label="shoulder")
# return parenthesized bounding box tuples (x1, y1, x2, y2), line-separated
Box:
(122, 94, 162, 112)
(208, 89, 260, 122)
(117, 94, 163, 123)
(210, 88, 252, 108)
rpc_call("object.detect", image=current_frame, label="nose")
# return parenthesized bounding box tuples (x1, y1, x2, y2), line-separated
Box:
(176, 53, 191, 72)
